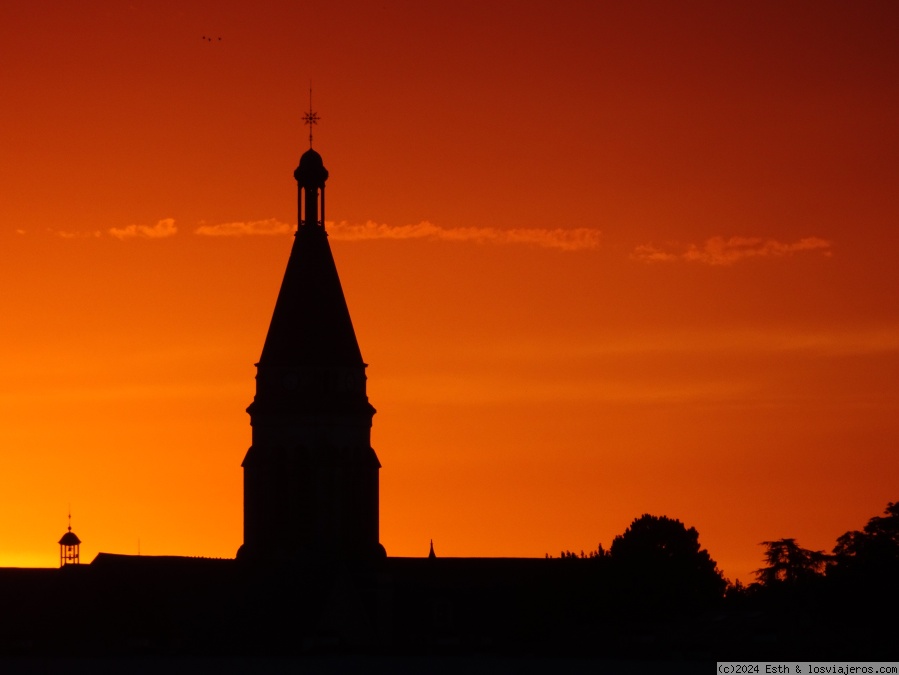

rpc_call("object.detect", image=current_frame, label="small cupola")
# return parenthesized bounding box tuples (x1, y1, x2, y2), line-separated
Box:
(294, 148, 329, 189)
(58, 513, 81, 567)
(293, 92, 329, 230)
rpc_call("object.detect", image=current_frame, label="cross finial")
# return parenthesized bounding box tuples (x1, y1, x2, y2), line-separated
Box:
(302, 86, 319, 148)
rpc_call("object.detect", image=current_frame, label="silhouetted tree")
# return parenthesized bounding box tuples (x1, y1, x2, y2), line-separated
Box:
(609, 514, 726, 613)
(827, 501, 899, 652)
(754, 538, 828, 586)
(832, 501, 899, 574)
(735, 504, 899, 657)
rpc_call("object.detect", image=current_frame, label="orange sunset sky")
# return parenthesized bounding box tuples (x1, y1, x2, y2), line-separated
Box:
(2, 1, 898, 583)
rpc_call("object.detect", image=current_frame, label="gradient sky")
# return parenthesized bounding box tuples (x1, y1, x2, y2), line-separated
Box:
(2, 1, 898, 583)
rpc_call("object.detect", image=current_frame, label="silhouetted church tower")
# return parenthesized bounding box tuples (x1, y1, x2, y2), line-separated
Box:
(240, 116, 383, 563)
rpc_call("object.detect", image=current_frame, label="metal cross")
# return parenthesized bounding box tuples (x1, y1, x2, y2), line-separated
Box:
(302, 87, 319, 147)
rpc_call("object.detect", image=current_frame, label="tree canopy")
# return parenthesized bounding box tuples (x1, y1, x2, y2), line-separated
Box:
(754, 538, 828, 586)
(832, 501, 899, 576)
(609, 514, 726, 611)
(834, 501, 899, 555)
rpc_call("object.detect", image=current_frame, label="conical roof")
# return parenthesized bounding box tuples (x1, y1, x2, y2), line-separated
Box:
(258, 223, 363, 367)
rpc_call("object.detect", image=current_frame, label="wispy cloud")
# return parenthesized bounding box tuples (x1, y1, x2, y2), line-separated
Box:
(191, 218, 601, 250)
(632, 236, 832, 265)
(109, 218, 177, 240)
(327, 220, 601, 251)
(54, 229, 102, 239)
(194, 218, 292, 237)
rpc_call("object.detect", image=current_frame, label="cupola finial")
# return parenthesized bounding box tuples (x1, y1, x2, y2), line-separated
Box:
(302, 85, 319, 148)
